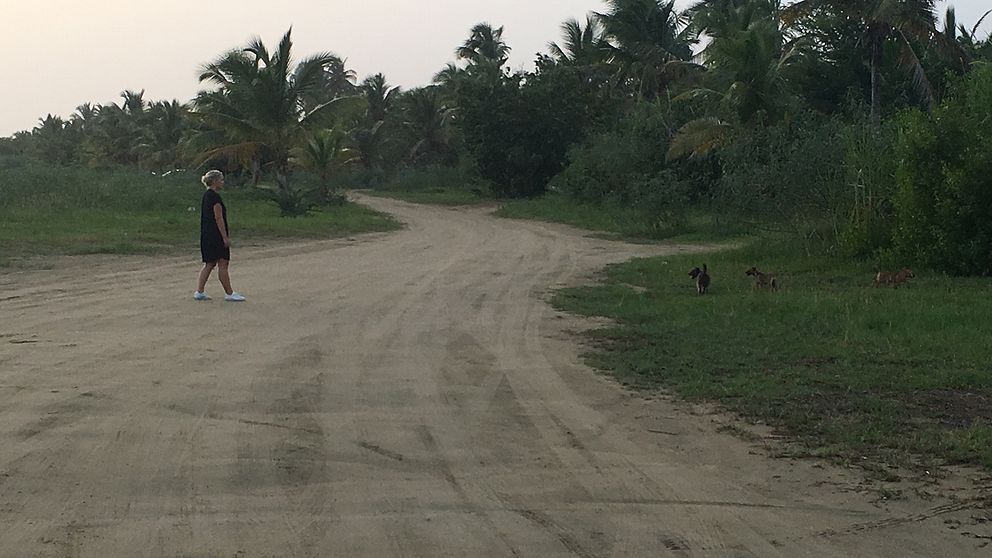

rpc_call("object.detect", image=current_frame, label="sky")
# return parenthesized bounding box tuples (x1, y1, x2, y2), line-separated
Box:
(2, 0, 989, 137)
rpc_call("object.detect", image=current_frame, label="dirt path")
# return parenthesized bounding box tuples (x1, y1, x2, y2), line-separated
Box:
(0, 195, 988, 557)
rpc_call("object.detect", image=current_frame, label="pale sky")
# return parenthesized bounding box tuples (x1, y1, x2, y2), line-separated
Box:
(2, 0, 989, 137)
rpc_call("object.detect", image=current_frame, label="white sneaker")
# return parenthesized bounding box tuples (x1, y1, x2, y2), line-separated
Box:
(224, 292, 246, 302)
(193, 291, 210, 301)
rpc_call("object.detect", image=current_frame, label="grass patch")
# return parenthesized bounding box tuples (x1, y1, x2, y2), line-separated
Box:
(495, 193, 747, 242)
(553, 239, 992, 470)
(0, 162, 400, 263)
(360, 165, 490, 206)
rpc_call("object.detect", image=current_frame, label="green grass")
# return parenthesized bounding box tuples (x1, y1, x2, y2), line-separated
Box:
(495, 193, 748, 242)
(0, 162, 400, 263)
(553, 239, 992, 470)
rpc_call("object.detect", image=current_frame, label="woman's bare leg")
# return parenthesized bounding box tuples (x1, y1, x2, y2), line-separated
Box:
(197, 262, 217, 293)
(217, 259, 233, 295)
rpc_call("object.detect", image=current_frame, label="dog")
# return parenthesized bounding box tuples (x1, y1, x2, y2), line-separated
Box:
(745, 266, 777, 290)
(688, 264, 711, 295)
(873, 268, 914, 287)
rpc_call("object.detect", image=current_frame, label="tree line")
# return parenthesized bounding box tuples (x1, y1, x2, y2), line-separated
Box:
(2, 0, 991, 273)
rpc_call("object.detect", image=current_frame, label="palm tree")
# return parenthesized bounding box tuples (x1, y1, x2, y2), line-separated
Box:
(362, 73, 400, 123)
(142, 100, 188, 171)
(84, 103, 145, 166)
(596, 0, 699, 98)
(290, 129, 356, 204)
(120, 89, 147, 117)
(302, 55, 358, 111)
(70, 103, 99, 133)
(548, 15, 609, 66)
(192, 28, 358, 210)
(669, 0, 797, 159)
(782, 0, 966, 127)
(456, 23, 511, 66)
(352, 120, 388, 173)
(402, 87, 457, 165)
(688, 0, 799, 123)
(32, 115, 75, 165)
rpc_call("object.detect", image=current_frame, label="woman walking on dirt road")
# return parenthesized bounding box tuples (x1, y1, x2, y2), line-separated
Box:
(193, 170, 246, 302)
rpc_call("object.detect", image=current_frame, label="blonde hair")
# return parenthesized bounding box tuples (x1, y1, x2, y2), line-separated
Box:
(201, 170, 224, 187)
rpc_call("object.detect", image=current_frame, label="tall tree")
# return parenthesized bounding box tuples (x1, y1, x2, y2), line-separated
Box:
(362, 73, 400, 123)
(783, 0, 966, 126)
(548, 15, 609, 66)
(401, 87, 457, 165)
(192, 28, 357, 208)
(596, 0, 698, 98)
(456, 23, 511, 66)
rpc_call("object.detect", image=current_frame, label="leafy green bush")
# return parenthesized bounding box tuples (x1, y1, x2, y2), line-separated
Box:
(717, 113, 850, 245)
(839, 124, 899, 260)
(892, 66, 992, 275)
(456, 64, 612, 198)
(549, 100, 716, 215)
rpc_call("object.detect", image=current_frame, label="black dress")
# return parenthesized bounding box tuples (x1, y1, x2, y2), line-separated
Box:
(200, 189, 230, 262)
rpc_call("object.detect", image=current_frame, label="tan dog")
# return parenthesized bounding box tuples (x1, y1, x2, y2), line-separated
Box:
(745, 266, 777, 290)
(873, 268, 914, 287)
(688, 264, 711, 295)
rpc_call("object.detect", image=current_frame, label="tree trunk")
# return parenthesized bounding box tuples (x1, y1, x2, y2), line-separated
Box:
(870, 34, 882, 129)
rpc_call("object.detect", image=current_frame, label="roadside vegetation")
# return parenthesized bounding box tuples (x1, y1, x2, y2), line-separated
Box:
(0, 158, 398, 264)
(2, 1, 991, 471)
(554, 240, 992, 471)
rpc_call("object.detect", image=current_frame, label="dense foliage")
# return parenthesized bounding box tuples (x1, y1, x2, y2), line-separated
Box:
(3, 1, 991, 273)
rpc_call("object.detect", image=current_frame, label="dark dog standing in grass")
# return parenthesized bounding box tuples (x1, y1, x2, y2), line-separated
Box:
(689, 265, 711, 295)
(745, 266, 777, 290)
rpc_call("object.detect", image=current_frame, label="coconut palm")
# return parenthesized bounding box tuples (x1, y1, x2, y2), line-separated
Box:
(192, 28, 359, 213)
(782, 0, 967, 126)
(402, 87, 457, 165)
(669, 0, 798, 159)
(595, 0, 699, 98)
(689, 0, 799, 123)
(32, 115, 75, 165)
(120, 89, 147, 117)
(456, 23, 511, 66)
(548, 15, 610, 66)
(301, 55, 358, 111)
(141, 100, 188, 171)
(362, 73, 400, 123)
(290, 129, 356, 204)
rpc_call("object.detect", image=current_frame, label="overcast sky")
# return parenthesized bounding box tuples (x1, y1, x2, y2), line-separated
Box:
(2, 0, 989, 136)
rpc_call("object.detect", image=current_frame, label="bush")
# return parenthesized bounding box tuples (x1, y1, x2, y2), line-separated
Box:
(892, 66, 992, 275)
(717, 113, 850, 247)
(550, 100, 716, 215)
(839, 123, 899, 259)
(456, 64, 612, 198)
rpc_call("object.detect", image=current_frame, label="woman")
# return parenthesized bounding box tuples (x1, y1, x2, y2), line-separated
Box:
(194, 170, 246, 302)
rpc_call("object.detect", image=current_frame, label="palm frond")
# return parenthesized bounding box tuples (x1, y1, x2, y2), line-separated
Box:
(666, 117, 732, 161)
(896, 30, 934, 111)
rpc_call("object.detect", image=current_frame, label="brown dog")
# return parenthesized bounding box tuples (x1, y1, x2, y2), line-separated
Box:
(689, 264, 711, 295)
(873, 268, 914, 287)
(745, 266, 777, 290)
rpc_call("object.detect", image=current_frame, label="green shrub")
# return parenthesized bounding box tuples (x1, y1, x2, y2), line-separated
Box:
(717, 113, 850, 246)
(550, 100, 716, 215)
(839, 123, 899, 259)
(892, 66, 992, 275)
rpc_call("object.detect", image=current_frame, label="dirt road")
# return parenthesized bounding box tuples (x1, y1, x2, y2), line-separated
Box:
(0, 195, 987, 557)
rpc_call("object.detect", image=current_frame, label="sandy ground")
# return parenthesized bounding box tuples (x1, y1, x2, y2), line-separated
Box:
(0, 194, 989, 557)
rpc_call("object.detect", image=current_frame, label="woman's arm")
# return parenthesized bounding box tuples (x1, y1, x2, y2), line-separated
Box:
(213, 203, 230, 248)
